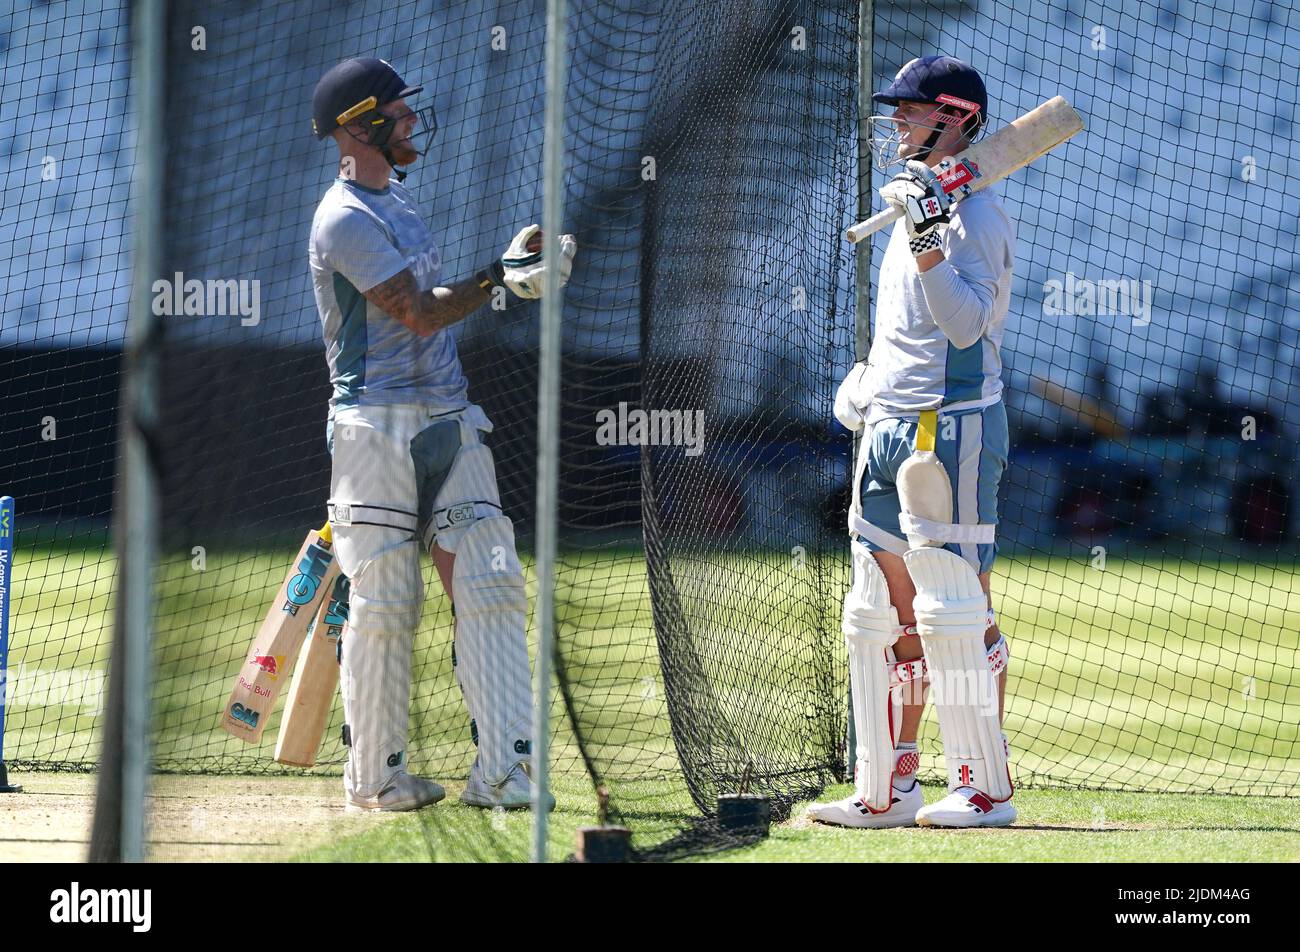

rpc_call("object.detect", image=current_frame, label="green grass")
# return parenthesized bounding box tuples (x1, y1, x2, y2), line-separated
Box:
(293, 774, 700, 863)
(292, 780, 1300, 863)
(5, 539, 1299, 861)
(708, 785, 1300, 863)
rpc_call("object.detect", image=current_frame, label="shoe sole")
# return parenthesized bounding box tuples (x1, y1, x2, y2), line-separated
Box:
(806, 807, 919, 829)
(916, 807, 1016, 828)
(460, 791, 549, 811)
(809, 814, 918, 829)
(346, 792, 446, 813)
(807, 789, 923, 829)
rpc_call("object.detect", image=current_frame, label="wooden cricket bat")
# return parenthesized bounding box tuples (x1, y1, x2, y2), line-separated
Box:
(273, 573, 349, 767)
(220, 522, 340, 743)
(846, 95, 1084, 243)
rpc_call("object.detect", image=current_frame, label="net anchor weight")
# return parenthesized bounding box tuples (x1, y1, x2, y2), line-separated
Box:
(576, 786, 632, 862)
(716, 763, 770, 836)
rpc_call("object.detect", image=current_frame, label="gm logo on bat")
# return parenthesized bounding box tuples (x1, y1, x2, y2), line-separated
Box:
(284, 542, 334, 610)
(229, 702, 260, 729)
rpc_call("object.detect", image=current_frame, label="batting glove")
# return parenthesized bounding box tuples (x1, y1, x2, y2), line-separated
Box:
(482, 224, 577, 300)
(879, 159, 951, 255)
(833, 362, 872, 432)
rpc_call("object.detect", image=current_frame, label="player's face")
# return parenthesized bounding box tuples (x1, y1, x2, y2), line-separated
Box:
(382, 98, 421, 166)
(893, 101, 962, 163)
(893, 103, 936, 157)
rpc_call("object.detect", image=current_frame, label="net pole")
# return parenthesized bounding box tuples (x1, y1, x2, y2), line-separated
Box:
(121, 0, 165, 864)
(90, 0, 164, 863)
(533, 0, 568, 863)
(0, 497, 19, 793)
(845, 0, 874, 777)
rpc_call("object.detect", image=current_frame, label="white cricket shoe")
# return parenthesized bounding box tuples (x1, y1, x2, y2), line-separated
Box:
(346, 771, 446, 813)
(915, 786, 1016, 828)
(460, 760, 557, 812)
(806, 781, 923, 829)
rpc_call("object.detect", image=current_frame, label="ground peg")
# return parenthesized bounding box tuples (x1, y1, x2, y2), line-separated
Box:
(717, 764, 770, 836)
(576, 785, 632, 862)
(576, 825, 632, 862)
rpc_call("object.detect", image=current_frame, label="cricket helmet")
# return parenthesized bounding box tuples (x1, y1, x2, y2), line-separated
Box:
(312, 57, 437, 176)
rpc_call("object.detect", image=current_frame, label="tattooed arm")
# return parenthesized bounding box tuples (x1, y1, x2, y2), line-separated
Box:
(362, 268, 492, 337)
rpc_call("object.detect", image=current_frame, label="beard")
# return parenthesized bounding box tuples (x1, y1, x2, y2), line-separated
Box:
(387, 138, 419, 166)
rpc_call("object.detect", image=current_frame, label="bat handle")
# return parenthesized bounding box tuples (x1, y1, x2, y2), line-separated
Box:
(845, 206, 901, 244)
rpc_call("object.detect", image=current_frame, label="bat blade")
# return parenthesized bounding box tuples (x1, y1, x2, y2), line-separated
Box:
(846, 95, 1084, 243)
(273, 574, 349, 767)
(220, 524, 340, 743)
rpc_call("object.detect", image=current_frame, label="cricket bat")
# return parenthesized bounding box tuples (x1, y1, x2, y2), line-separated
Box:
(273, 573, 350, 767)
(220, 522, 341, 743)
(846, 96, 1084, 243)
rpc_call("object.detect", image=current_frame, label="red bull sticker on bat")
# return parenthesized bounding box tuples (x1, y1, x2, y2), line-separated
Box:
(253, 654, 284, 678)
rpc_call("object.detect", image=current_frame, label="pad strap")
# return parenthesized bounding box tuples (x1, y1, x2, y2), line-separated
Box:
(328, 501, 418, 534)
(986, 633, 1009, 677)
(899, 511, 996, 545)
(849, 513, 909, 557)
(889, 625, 1007, 687)
(433, 500, 502, 532)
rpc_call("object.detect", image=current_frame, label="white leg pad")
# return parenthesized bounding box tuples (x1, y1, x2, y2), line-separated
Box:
(842, 543, 903, 812)
(452, 516, 532, 784)
(425, 441, 503, 556)
(905, 546, 1012, 801)
(335, 534, 423, 801)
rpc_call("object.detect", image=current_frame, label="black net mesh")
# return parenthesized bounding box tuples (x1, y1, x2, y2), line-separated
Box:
(870, 0, 1300, 797)
(0, 0, 1296, 863)
(576, 1, 857, 825)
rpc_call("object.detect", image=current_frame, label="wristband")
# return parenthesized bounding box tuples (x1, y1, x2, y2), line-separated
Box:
(909, 230, 943, 257)
(475, 260, 505, 290)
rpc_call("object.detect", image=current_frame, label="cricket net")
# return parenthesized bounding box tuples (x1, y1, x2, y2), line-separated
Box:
(0, 0, 1296, 861)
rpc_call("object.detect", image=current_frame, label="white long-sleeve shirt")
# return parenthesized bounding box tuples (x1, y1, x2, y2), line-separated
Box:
(861, 187, 1014, 425)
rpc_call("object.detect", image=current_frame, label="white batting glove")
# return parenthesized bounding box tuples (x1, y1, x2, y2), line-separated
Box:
(499, 224, 577, 299)
(833, 362, 872, 432)
(879, 160, 950, 254)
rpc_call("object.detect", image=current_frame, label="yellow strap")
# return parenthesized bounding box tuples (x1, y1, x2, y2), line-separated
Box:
(916, 409, 938, 453)
(318, 521, 333, 544)
(336, 95, 378, 126)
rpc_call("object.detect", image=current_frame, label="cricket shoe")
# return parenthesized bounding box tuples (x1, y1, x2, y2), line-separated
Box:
(915, 786, 1016, 828)
(346, 772, 446, 813)
(460, 760, 556, 812)
(806, 781, 923, 829)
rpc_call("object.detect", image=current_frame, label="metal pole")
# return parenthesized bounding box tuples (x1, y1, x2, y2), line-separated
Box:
(119, 0, 164, 862)
(846, 0, 874, 777)
(0, 497, 19, 793)
(534, 0, 568, 863)
(856, 0, 874, 363)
